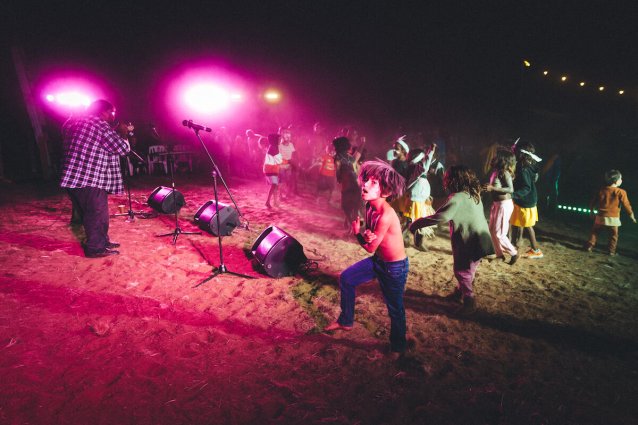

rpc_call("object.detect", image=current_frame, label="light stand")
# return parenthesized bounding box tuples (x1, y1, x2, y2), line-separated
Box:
(184, 124, 255, 287)
(114, 149, 154, 221)
(156, 150, 201, 244)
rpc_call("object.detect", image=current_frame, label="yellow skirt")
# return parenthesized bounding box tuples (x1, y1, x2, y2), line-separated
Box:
(404, 200, 435, 222)
(510, 205, 538, 227)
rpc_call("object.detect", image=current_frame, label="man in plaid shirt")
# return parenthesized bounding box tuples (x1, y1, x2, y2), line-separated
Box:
(60, 99, 130, 258)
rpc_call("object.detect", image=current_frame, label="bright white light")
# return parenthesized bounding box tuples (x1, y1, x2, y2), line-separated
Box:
(561, 76, 567, 82)
(618, 90, 624, 95)
(46, 94, 55, 102)
(579, 82, 585, 87)
(56, 91, 92, 107)
(523, 60, 531, 67)
(184, 84, 230, 113)
(264, 90, 281, 103)
(543, 70, 549, 76)
(599, 86, 605, 91)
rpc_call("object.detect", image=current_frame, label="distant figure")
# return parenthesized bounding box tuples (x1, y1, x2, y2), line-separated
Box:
(246, 129, 264, 174)
(390, 135, 411, 219)
(60, 99, 130, 258)
(484, 149, 518, 264)
(279, 128, 297, 198)
(510, 141, 543, 260)
(325, 160, 409, 358)
(404, 144, 437, 250)
(333, 136, 362, 232)
(585, 169, 635, 256)
(263, 134, 283, 209)
(410, 165, 494, 314)
(316, 143, 337, 204)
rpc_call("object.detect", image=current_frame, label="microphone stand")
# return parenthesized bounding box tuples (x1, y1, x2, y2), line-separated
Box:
(114, 148, 154, 221)
(185, 126, 255, 287)
(156, 150, 201, 244)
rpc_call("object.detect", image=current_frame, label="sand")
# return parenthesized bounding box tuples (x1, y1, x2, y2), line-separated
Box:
(1, 174, 637, 425)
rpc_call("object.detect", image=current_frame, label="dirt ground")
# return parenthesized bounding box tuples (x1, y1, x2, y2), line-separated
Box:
(1, 173, 637, 425)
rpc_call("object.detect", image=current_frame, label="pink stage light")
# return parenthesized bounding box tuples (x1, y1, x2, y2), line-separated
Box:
(183, 83, 230, 114)
(161, 62, 251, 128)
(39, 75, 106, 115)
(47, 91, 92, 108)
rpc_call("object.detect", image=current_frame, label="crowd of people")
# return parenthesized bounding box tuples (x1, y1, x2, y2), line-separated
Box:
(60, 99, 636, 359)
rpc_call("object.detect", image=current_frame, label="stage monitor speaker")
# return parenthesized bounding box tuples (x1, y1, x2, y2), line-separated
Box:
(194, 200, 241, 236)
(147, 186, 185, 214)
(251, 225, 307, 278)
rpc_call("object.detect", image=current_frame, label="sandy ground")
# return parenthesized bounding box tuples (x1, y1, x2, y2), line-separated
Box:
(1, 173, 637, 425)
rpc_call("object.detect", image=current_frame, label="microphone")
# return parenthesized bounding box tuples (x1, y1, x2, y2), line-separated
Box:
(149, 123, 161, 139)
(182, 120, 212, 132)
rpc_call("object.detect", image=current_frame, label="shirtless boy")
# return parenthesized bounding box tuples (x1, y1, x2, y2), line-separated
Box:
(325, 160, 409, 355)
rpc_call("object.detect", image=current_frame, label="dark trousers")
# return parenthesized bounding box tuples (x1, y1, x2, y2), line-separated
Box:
(67, 187, 110, 254)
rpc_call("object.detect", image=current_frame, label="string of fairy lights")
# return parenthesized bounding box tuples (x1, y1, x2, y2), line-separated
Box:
(522, 59, 630, 97)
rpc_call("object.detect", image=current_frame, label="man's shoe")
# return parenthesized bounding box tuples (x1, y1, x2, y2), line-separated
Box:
(86, 249, 120, 258)
(106, 241, 120, 249)
(324, 322, 353, 331)
(509, 254, 519, 265)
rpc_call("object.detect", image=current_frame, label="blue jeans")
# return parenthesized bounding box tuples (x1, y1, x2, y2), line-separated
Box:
(338, 256, 409, 352)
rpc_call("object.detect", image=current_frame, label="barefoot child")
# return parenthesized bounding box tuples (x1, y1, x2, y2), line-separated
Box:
(410, 165, 494, 313)
(325, 160, 409, 355)
(585, 169, 636, 255)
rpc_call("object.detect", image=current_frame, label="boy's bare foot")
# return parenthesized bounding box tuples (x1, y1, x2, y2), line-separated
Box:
(265, 202, 272, 209)
(324, 322, 353, 331)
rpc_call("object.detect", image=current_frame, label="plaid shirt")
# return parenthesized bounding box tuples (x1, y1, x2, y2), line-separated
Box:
(60, 115, 130, 194)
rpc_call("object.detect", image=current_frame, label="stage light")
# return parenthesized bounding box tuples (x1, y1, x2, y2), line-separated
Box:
(230, 93, 243, 101)
(523, 60, 531, 67)
(618, 90, 624, 95)
(599, 86, 605, 91)
(46, 94, 55, 102)
(183, 83, 230, 114)
(543, 70, 549, 76)
(579, 82, 585, 87)
(560, 76, 567, 82)
(264, 89, 281, 103)
(57, 91, 92, 107)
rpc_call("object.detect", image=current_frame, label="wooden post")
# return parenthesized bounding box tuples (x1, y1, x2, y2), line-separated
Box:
(11, 45, 52, 180)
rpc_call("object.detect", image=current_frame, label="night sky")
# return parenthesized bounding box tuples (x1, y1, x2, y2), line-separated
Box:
(2, 1, 638, 184)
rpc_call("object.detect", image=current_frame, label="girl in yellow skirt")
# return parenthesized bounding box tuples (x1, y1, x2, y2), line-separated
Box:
(510, 140, 543, 262)
(404, 145, 437, 250)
